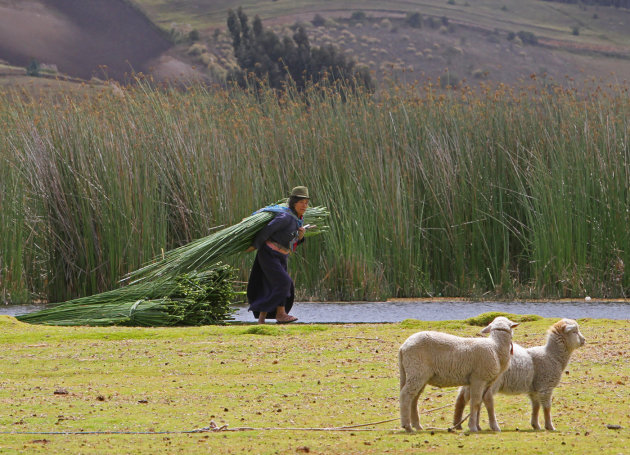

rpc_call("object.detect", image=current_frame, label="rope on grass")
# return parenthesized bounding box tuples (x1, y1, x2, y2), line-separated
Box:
(0, 405, 467, 435)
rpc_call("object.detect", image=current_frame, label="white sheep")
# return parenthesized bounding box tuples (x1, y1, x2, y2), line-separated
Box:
(399, 316, 518, 432)
(453, 318, 585, 431)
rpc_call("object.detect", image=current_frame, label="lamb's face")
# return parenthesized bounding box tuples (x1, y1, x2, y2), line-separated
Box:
(561, 319, 586, 350)
(481, 316, 519, 335)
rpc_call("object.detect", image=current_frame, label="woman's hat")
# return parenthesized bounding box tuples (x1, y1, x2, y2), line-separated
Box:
(290, 186, 310, 199)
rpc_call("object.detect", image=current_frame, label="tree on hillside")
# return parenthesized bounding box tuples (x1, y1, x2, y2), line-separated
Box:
(226, 7, 373, 92)
(26, 59, 41, 77)
(405, 12, 423, 28)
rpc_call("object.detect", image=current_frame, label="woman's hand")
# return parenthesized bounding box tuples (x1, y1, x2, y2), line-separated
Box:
(297, 227, 305, 240)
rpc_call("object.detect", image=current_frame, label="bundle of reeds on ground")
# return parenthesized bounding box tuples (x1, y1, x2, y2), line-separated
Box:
(16, 265, 238, 326)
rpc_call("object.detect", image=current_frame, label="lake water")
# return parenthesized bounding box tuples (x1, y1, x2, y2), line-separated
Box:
(232, 299, 630, 323)
(4, 299, 628, 323)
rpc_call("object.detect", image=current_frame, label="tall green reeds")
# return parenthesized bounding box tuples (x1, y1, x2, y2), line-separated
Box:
(0, 78, 628, 303)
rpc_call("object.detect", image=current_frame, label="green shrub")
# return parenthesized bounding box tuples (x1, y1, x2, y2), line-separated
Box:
(312, 14, 326, 27)
(517, 30, 538, 45)
(405, 12, 422, 28)
(186, 43, 206, 56)
(26, 59, 40, 77)
(350, 11, 367, 21)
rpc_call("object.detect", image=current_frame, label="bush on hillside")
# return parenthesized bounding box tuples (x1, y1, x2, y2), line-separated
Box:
(350, 11, 367, 22)
(517, 30, 538, 45)
(26, 59, 41, 77)
(312, 14, 326, 27)
(189, 29, 200, 42)
(405, 12, 423, 28)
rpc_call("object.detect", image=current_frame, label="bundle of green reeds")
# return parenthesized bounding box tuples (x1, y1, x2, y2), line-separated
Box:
(125, 204, 330, 284)
(17, 265, 238, 326)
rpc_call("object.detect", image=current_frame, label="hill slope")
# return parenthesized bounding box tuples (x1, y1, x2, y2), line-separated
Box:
(0, 0, 173, 81)
(0, 0, 628, 87)
(136, 0, 630, 87)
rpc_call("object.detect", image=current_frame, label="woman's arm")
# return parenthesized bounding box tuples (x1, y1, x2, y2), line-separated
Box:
(251, 214, 291, 250)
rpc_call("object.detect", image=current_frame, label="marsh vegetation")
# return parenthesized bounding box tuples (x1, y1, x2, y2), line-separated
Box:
(0, 78, 628, 304)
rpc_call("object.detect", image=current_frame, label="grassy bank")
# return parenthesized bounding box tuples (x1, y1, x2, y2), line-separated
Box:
(0, 80, 628, 303)
(0, 314, 628, 454)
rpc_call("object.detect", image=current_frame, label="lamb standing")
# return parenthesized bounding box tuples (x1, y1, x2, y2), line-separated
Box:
(453, 318, 585, 431)
(399, 316, 518, 432)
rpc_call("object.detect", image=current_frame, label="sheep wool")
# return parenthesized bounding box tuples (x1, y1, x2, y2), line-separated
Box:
(399, 316, 519, 433)
(453, 318, 586, 431)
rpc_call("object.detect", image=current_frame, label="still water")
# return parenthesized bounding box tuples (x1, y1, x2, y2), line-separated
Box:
(233, 299, 630, 323)
(2, 299, 628, 323)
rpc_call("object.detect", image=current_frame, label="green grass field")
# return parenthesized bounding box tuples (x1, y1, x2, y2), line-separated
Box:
(0, 314, 628, 454)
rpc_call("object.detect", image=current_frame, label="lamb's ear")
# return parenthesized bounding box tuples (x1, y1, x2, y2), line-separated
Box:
(510, 322, 519, 329)
(480, 324, 492, 334)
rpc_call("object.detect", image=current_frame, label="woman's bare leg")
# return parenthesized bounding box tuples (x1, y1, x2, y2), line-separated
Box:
(258, 311, 267, 324)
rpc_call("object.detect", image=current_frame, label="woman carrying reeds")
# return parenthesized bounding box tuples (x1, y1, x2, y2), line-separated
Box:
(245, 186, 311, 324)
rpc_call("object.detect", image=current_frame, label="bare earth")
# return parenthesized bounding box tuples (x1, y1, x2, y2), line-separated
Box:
(0, 0, 182, 82)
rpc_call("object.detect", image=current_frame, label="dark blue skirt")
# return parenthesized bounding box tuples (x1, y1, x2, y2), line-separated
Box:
(247, 244, 294, 319)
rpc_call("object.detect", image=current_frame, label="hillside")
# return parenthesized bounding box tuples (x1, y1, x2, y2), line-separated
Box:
(0, 0, 629, 88)
(131, 0, 630, 87)
(0, 0, 177, 82)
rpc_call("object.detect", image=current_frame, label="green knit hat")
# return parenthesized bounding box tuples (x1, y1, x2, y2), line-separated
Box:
(290, 186, 310, 199)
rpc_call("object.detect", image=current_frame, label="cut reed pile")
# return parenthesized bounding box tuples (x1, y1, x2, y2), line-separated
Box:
(16, 265, 237, 326)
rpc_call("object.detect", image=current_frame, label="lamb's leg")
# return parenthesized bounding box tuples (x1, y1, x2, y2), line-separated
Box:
(467, 381, 484, 432)
(400, 377, 426, 432)
(410, 385, 425, 430)
(474, 406, 482, 432)
(541, 394, 555, 431)
(529, 396, 541, 430)
(483, 391, 501, 432)
(453, 387, 469, 430)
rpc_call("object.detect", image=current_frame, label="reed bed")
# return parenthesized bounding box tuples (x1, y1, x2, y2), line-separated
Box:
(0, 78, 628, 303)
